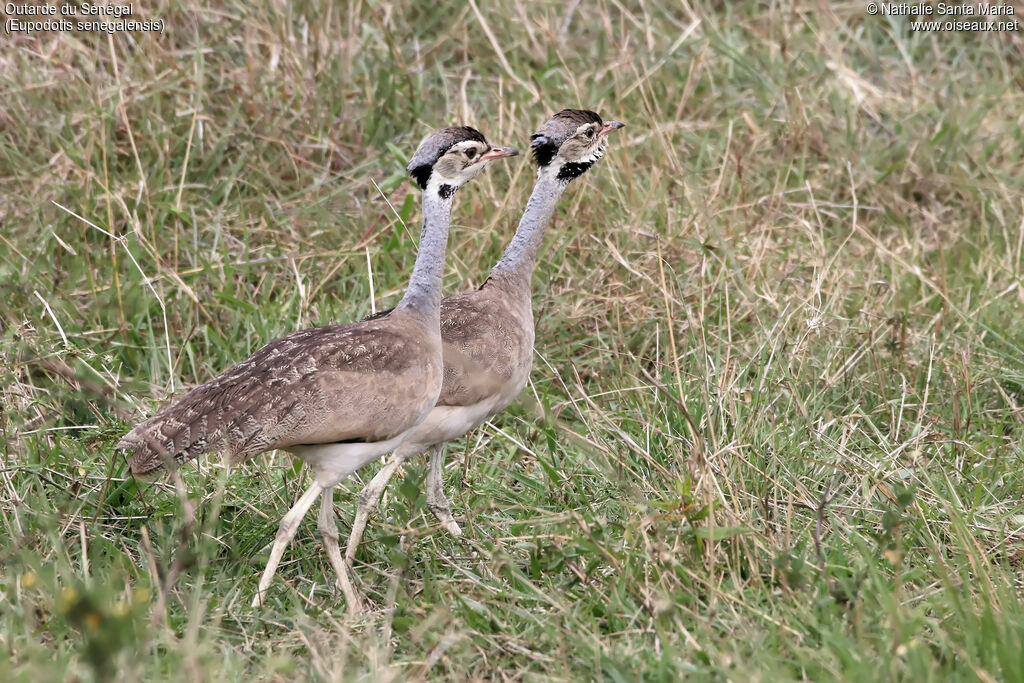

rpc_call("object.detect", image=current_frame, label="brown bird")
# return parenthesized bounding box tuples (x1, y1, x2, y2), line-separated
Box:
(116, 126, 519, 610)
(342, 109, 624, 566)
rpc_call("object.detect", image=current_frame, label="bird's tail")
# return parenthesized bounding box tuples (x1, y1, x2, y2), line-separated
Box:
(116, 385, 230, 475)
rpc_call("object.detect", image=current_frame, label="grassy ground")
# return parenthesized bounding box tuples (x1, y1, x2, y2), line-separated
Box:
(3, 0, 1024, 679)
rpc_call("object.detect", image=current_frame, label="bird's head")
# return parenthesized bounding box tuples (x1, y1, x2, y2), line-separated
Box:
(408, 126, 519, 198)
(530, 109, 625, 183)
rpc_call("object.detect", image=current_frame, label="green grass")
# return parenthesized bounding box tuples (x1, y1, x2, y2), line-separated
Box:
(3, 1, 1024, 679)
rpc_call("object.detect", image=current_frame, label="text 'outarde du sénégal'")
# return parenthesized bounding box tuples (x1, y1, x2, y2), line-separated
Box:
(4, 3, 134, 18)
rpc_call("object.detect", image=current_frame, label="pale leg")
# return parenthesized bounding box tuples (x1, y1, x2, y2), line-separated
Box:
(316, 488, 365, 614)
(344, 451, 415, 565)
(252, 481, 323, 608)
(425, 444, 462, 536)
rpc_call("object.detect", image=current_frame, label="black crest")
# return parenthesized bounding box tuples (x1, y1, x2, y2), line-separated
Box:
(530, 135, 559, 167)
(409, 165, 433, 190)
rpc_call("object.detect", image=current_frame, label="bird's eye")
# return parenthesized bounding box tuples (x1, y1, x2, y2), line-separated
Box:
(465, 148, 477, 160)
(584, 128, 595, 139)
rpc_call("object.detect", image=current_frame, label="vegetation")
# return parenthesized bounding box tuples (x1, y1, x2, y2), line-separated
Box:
(3, 1, 1024, 679)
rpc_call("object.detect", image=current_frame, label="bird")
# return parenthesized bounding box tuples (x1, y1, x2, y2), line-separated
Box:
(115, 125, 520, 610)
(341, 109, 625, 570)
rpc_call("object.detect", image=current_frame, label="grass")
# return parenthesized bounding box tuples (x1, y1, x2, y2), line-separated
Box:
(3, 0, 1024, 679)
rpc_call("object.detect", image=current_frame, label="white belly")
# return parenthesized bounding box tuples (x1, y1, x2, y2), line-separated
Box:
(288, 433, 411, 487)
(400, 398, 503, 450)
(400, 365, 530, 451)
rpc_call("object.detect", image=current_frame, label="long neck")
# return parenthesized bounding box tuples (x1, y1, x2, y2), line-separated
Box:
(487, 170, 567, 289)
(396, 189, 454, 316)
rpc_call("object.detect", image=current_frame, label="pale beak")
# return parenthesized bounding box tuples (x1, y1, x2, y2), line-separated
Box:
(599, 121, 625, 137)
(479, 146, 520, 161)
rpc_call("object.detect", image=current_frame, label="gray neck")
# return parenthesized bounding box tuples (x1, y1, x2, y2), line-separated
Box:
(487, 171, 567, 288)
(397, 189, 454, 316)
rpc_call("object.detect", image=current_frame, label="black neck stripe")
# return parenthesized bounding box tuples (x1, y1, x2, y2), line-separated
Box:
(556, 160, 595, 182)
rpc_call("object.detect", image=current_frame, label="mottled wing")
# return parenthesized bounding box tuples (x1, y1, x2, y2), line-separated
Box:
(117, 314, 437, 474)
(436, 289, 534, 407)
